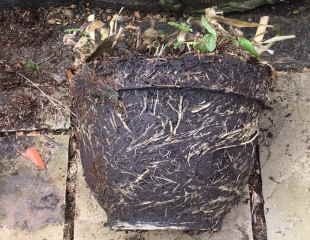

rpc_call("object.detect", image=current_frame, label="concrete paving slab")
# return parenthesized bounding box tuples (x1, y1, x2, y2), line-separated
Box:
(74, 154, 253, 240)
(0, 85, 71, 132)
(260, 71, 310, 240)
(0, 8, 74, 132)
(0, 134, 69, 240)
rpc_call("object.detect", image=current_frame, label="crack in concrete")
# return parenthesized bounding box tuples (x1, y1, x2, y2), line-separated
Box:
(249, 146, 268, 240)
(63, 133, 77, 240)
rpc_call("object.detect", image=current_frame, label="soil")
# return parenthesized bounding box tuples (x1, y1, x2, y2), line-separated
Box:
(0, 0, 281, 12)
(248, 146, 267, 240)
(73, 54, 271, 230)
(230, 0, 310, 71)
(0, 8, 74, 87)
(73, 54, 271, 102)
(0, 0, 75, 8)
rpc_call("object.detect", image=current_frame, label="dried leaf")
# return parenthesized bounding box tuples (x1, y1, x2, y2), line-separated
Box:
(143, 27, 159, 40)
(73, 20, 109, 66)
(66, 69, 74, 83)
(87, 14, 95, 22)
(254, 16, 269, 43)
(213, 16, 272, 28)
(22, 147, 46, 170)
(262, 35, 296, 44)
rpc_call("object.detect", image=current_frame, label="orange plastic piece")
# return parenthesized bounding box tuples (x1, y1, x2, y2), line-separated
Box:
(22, 147, 46, 170)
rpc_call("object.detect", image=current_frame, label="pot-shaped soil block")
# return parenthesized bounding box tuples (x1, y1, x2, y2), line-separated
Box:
(72, 54, 271, 230)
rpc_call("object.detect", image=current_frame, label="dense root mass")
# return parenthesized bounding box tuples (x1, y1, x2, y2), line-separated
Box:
(72, 54, 271, 230)
(74, 54, 271, 102)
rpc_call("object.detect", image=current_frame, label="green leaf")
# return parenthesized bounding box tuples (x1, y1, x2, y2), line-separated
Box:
(168, 22, 192, 33)
(64, 28, 81, 34)
(173, 40, 183, 49)
(201, 16, 216, 36)
(24, 60, 39, 72)
(237, 37, 259, 57)
(194, 34, 217, 53)
(197, 17, 217, 53)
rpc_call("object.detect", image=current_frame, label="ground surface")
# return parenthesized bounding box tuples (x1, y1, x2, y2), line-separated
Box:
(260, 71, 310, 240)
(0, 1, 309, 240)
(0, 135, 69, 240)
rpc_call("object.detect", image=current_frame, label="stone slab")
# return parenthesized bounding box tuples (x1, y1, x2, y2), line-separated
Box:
(74, 153, 253, 240)
(0, 86, 70, 132)
(260, 71, 310, 240)
(0, 7, 74, 132)
(0, 134, 69, 240)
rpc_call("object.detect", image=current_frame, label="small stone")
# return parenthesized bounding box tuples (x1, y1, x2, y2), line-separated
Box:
(87, 14, 95, 22)
(47, 18, 56, 25)
(63, 9, 74, 18)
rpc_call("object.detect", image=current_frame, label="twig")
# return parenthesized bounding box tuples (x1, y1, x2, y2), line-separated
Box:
(112, 27, 124, 48)
(254, 16, 269, 43)
(16, 72, 77, 118)
(109, 7, 124, 36)
(17, 73, 64, 107)
(37, 54, 56, 65)
(262, 35, 296, 44)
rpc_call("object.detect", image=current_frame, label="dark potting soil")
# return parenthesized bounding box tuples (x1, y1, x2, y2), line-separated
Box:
(91, 0, 236, 12)
(0, 0, 76, 8)
(72, 54, 271, 230)
(0, 0, 281, 12)
(74, 54, 271, 103)
(230, 0, 310, 71)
